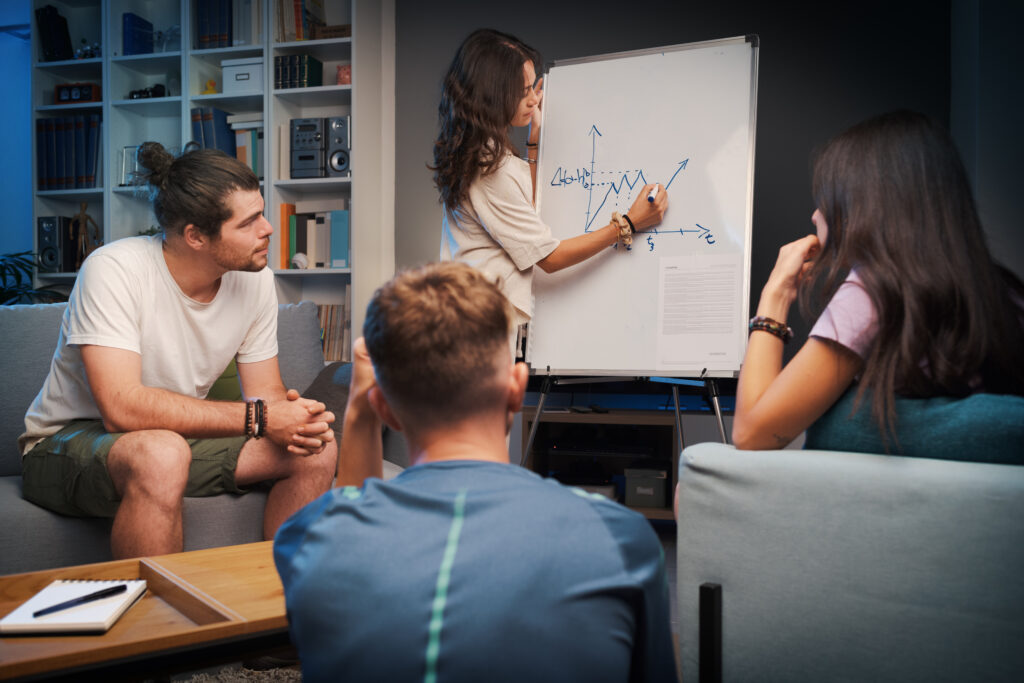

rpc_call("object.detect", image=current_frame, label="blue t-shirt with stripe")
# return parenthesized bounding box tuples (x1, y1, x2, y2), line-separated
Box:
(274, 460, 676, 682)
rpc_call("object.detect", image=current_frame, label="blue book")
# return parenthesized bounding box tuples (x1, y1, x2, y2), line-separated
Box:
(220, 0, 232, 48)
(63, 115, 74, 189)
(73, 115, 86, 188)
(54, 116, 67, 188)
(329, 209, 349, 268)
(190, 107, 204, 147)
(197, 0, 211, 49)
(203, 107, 236, 157)
(122, 12, 154, 55)
(44, 118, 57, 191)
(36, 119, 47, 191)
(85, 114, 100, 188)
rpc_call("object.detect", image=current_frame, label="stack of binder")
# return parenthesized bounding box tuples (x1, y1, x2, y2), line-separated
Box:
(35, 115, 102, 191)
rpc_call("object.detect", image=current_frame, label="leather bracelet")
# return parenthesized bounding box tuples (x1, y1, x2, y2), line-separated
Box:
(246, 398, 266, 438)
(749, 316, 794, 343)
(245, 400, 254, 437)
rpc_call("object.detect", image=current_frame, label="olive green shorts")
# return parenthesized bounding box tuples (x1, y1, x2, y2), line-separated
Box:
(21, 420, 250, 518)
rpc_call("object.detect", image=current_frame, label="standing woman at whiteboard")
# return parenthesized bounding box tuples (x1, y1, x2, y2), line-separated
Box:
(730, 110, 1024, 456)
(433, 28, 669, 338)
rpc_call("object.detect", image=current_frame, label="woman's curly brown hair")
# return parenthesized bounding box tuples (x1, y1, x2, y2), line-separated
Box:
(431, 29, 542, 209)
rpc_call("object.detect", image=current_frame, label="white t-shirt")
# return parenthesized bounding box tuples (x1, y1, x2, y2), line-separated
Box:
(440, 153, 559, 322)
(20, 235, 278, 454)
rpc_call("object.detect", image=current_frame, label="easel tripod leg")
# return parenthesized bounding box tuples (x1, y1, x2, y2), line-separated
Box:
(706, 379, 728, 444)
(523, 376, 552, 469)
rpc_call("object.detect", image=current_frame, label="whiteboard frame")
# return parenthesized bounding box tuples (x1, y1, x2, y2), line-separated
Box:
(529, 35, 760, 378)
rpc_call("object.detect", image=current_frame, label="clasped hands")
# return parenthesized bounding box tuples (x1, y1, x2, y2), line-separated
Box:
(266, 390, 336, 456)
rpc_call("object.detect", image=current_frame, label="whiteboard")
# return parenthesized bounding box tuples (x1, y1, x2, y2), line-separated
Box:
(527, 36, 758, 377)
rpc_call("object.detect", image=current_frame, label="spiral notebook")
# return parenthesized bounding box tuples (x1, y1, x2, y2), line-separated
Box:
(0, 579, 147, 634)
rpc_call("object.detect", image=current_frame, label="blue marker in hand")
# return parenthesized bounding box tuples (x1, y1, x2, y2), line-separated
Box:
(647, 184, 660, 203)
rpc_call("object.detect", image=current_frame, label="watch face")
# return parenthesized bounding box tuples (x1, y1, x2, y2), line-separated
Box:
(58, 87, 69, 101)
(71, 87, 81, 100)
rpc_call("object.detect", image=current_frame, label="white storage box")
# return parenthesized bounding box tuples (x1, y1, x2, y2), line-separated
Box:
(222, 57, 263, 95)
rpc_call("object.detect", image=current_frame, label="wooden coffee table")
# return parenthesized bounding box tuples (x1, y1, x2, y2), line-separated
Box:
(0, 542, 290, 681)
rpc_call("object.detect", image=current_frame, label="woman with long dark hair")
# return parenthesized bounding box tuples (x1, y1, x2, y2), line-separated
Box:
(732, 110, 1024, 456)
(433, 28, 668, 332)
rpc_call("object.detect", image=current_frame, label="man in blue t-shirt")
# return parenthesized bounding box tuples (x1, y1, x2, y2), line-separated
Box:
(273, 262, 676, 682)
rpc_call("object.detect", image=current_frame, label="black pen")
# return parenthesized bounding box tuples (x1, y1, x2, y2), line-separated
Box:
(33, 584, 128, 618)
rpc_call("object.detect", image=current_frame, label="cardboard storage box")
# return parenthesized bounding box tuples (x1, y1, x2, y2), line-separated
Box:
(624, 468, 667, 508)
(222, 57, 263, 95)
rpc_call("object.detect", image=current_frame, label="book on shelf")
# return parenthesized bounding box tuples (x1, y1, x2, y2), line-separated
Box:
(34, 5, 73, 62)
(43, 118, 56, 190)
(294, 198, 346, 213)
(0, 579, 147, 635)
(199, 107, 236, 157)
(233, 127, 264, 178)
(37, 115, 101, 190)
(85, 114, 100, 187)
(226, 112, 263, 125)
(122, 12, 154, 56)
(279, 203, 295, 269)
(283, 210, 350, 270)
(35, 119, 47, 191)
(235, 130, 250, 170)
(273, 54, 322, 89)
(277, 124, 290, 178)
(52, 116, 65, 188)
(329, 209, 350, 268)
(199, 0, 258, 49)
(73, 115, 86, 187)
(62, 115, 74, 189)
(308, 213, 331, 268)
(190, 108, 205, 147)
(316, 292, 350, 362)
(218, 0, 232, 48)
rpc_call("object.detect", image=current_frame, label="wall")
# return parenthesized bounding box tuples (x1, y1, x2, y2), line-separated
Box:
(951, 0, 1024, 280)
(0, 0, 31, 256)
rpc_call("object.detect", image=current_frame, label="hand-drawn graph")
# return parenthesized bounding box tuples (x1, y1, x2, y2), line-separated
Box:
(546, 125, 716, 250)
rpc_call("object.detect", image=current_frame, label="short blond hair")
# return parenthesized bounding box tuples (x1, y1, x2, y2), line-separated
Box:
(363, 262, 513, 426)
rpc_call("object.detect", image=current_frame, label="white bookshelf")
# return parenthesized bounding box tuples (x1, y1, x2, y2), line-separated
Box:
(30, 0, 395, 351)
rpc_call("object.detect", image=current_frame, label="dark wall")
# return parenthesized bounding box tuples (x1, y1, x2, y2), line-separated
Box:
(395, 0, 951, 344)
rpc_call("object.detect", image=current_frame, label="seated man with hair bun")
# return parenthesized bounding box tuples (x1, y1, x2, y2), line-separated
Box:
(20, 142, 337, 560)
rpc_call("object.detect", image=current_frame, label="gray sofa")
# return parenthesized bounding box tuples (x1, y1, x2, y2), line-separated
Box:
(0, 301, 404, 576)
(676, 442, 1024, 682)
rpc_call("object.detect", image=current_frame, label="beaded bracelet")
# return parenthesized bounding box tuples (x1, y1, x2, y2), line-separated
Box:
(245, 398, 267, 439)
(749, 316, 793, 343)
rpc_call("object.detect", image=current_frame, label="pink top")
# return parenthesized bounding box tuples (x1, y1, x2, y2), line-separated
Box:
(809, 270, 877, 359)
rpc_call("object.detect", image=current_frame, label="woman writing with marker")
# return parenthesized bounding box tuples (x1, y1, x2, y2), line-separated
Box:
(731, 110, 1024, 459)
(433, 28, 668, 336)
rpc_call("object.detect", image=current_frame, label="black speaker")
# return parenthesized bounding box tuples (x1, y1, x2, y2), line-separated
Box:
(325, 115, 351, 177)
(37, 216, 76, 272)
(37, 216, 63, 272)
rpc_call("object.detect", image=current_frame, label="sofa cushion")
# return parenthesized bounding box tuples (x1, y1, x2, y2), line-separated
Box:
(805, 389, 1024, 463)
(276, 301, 326, 394)
(0, 303, 67, 477)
